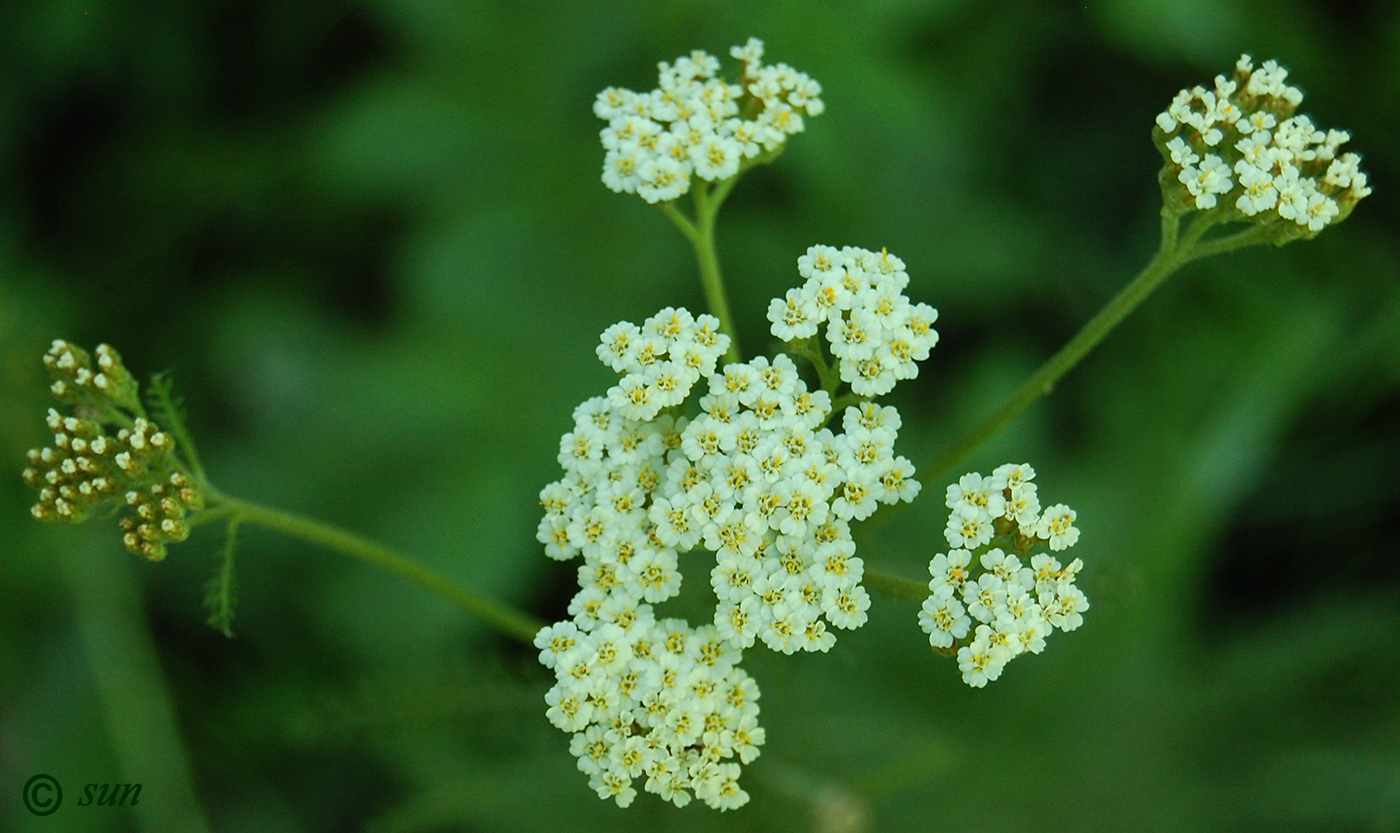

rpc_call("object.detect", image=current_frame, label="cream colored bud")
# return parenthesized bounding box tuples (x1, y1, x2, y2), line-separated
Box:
(94, 373, 109, 389)
(78, 481, 93, 496)
(170, 472, 189, 488)
(51, 380, 67, 397)
(90, 436, 109, 455)
(150, 432, 169, 449)
(136, 504, 155, 520)
(126, 490, 142, 506)
(71, 437, 88, 453)
(60, 458, 77, 474)
(54, 433, 69, 448)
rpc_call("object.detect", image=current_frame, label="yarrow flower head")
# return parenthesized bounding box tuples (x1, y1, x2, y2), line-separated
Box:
(1154, 54, 1369, 240)
(22, 341, 206, 561)
(773, 245, 939, 398)
(537, 245, 936, 809)
(918, 463, 1088, 688)
(595, 37, 823, 204)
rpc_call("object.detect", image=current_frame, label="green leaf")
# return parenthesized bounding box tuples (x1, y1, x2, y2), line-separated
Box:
(146, 370, 206, 482)
(203, 518, 239, 638)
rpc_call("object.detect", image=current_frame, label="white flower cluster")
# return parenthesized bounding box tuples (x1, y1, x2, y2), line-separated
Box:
(767, 245, 940, 397)
(537, 245, 937, 808)
(535, 615, 762, 810)
(597, 308, 730, 421)
(595, 37, 823, 203)
(917, 464, 1089, 688)
(1155, 55, 1370, 232)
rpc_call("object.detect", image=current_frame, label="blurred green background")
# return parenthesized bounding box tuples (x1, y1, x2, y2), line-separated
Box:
(2, 1, 1398, 831)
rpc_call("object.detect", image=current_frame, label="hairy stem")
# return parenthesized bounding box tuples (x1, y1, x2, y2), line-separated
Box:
(206, 492, 545, 644)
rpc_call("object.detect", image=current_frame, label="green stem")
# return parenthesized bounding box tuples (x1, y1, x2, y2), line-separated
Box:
(1160, 206, 1180, 251)
(830, 392, 866, 414)
(921, 210, 1226, 483)
(188, 503, 238, 528)
(692, 183, 743, 364)
(708, 171, 744, 216)
(205, 492, 546, 644)
(660, 202, 698, 245)
(659, 146, 787, 365)
(1183, 223, 1277, 262)
(788, 337, 841, 393)
(862, 568, 929, 602)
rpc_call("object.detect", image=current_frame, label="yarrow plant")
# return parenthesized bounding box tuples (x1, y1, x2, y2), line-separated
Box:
(21, 44, 1370, 815)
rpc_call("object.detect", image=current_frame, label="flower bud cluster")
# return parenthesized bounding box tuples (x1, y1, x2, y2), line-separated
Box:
(42, 340, 141, 413)
(1154, 55, 1369, 237)
(768, 245, 939, 397)
(23, 341, 204, 561)
(595, 37, 822, 203)
(535, 615, 762, 810)
(918, 464, 1088, 688)
(538, 245, 936, 808)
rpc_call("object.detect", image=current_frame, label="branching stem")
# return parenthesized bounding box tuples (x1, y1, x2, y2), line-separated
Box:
(691, 182, 742, 364)
(202, 489, 545, 644)
(921, 207, 1271, 483)
(862, 568, 929, 602)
